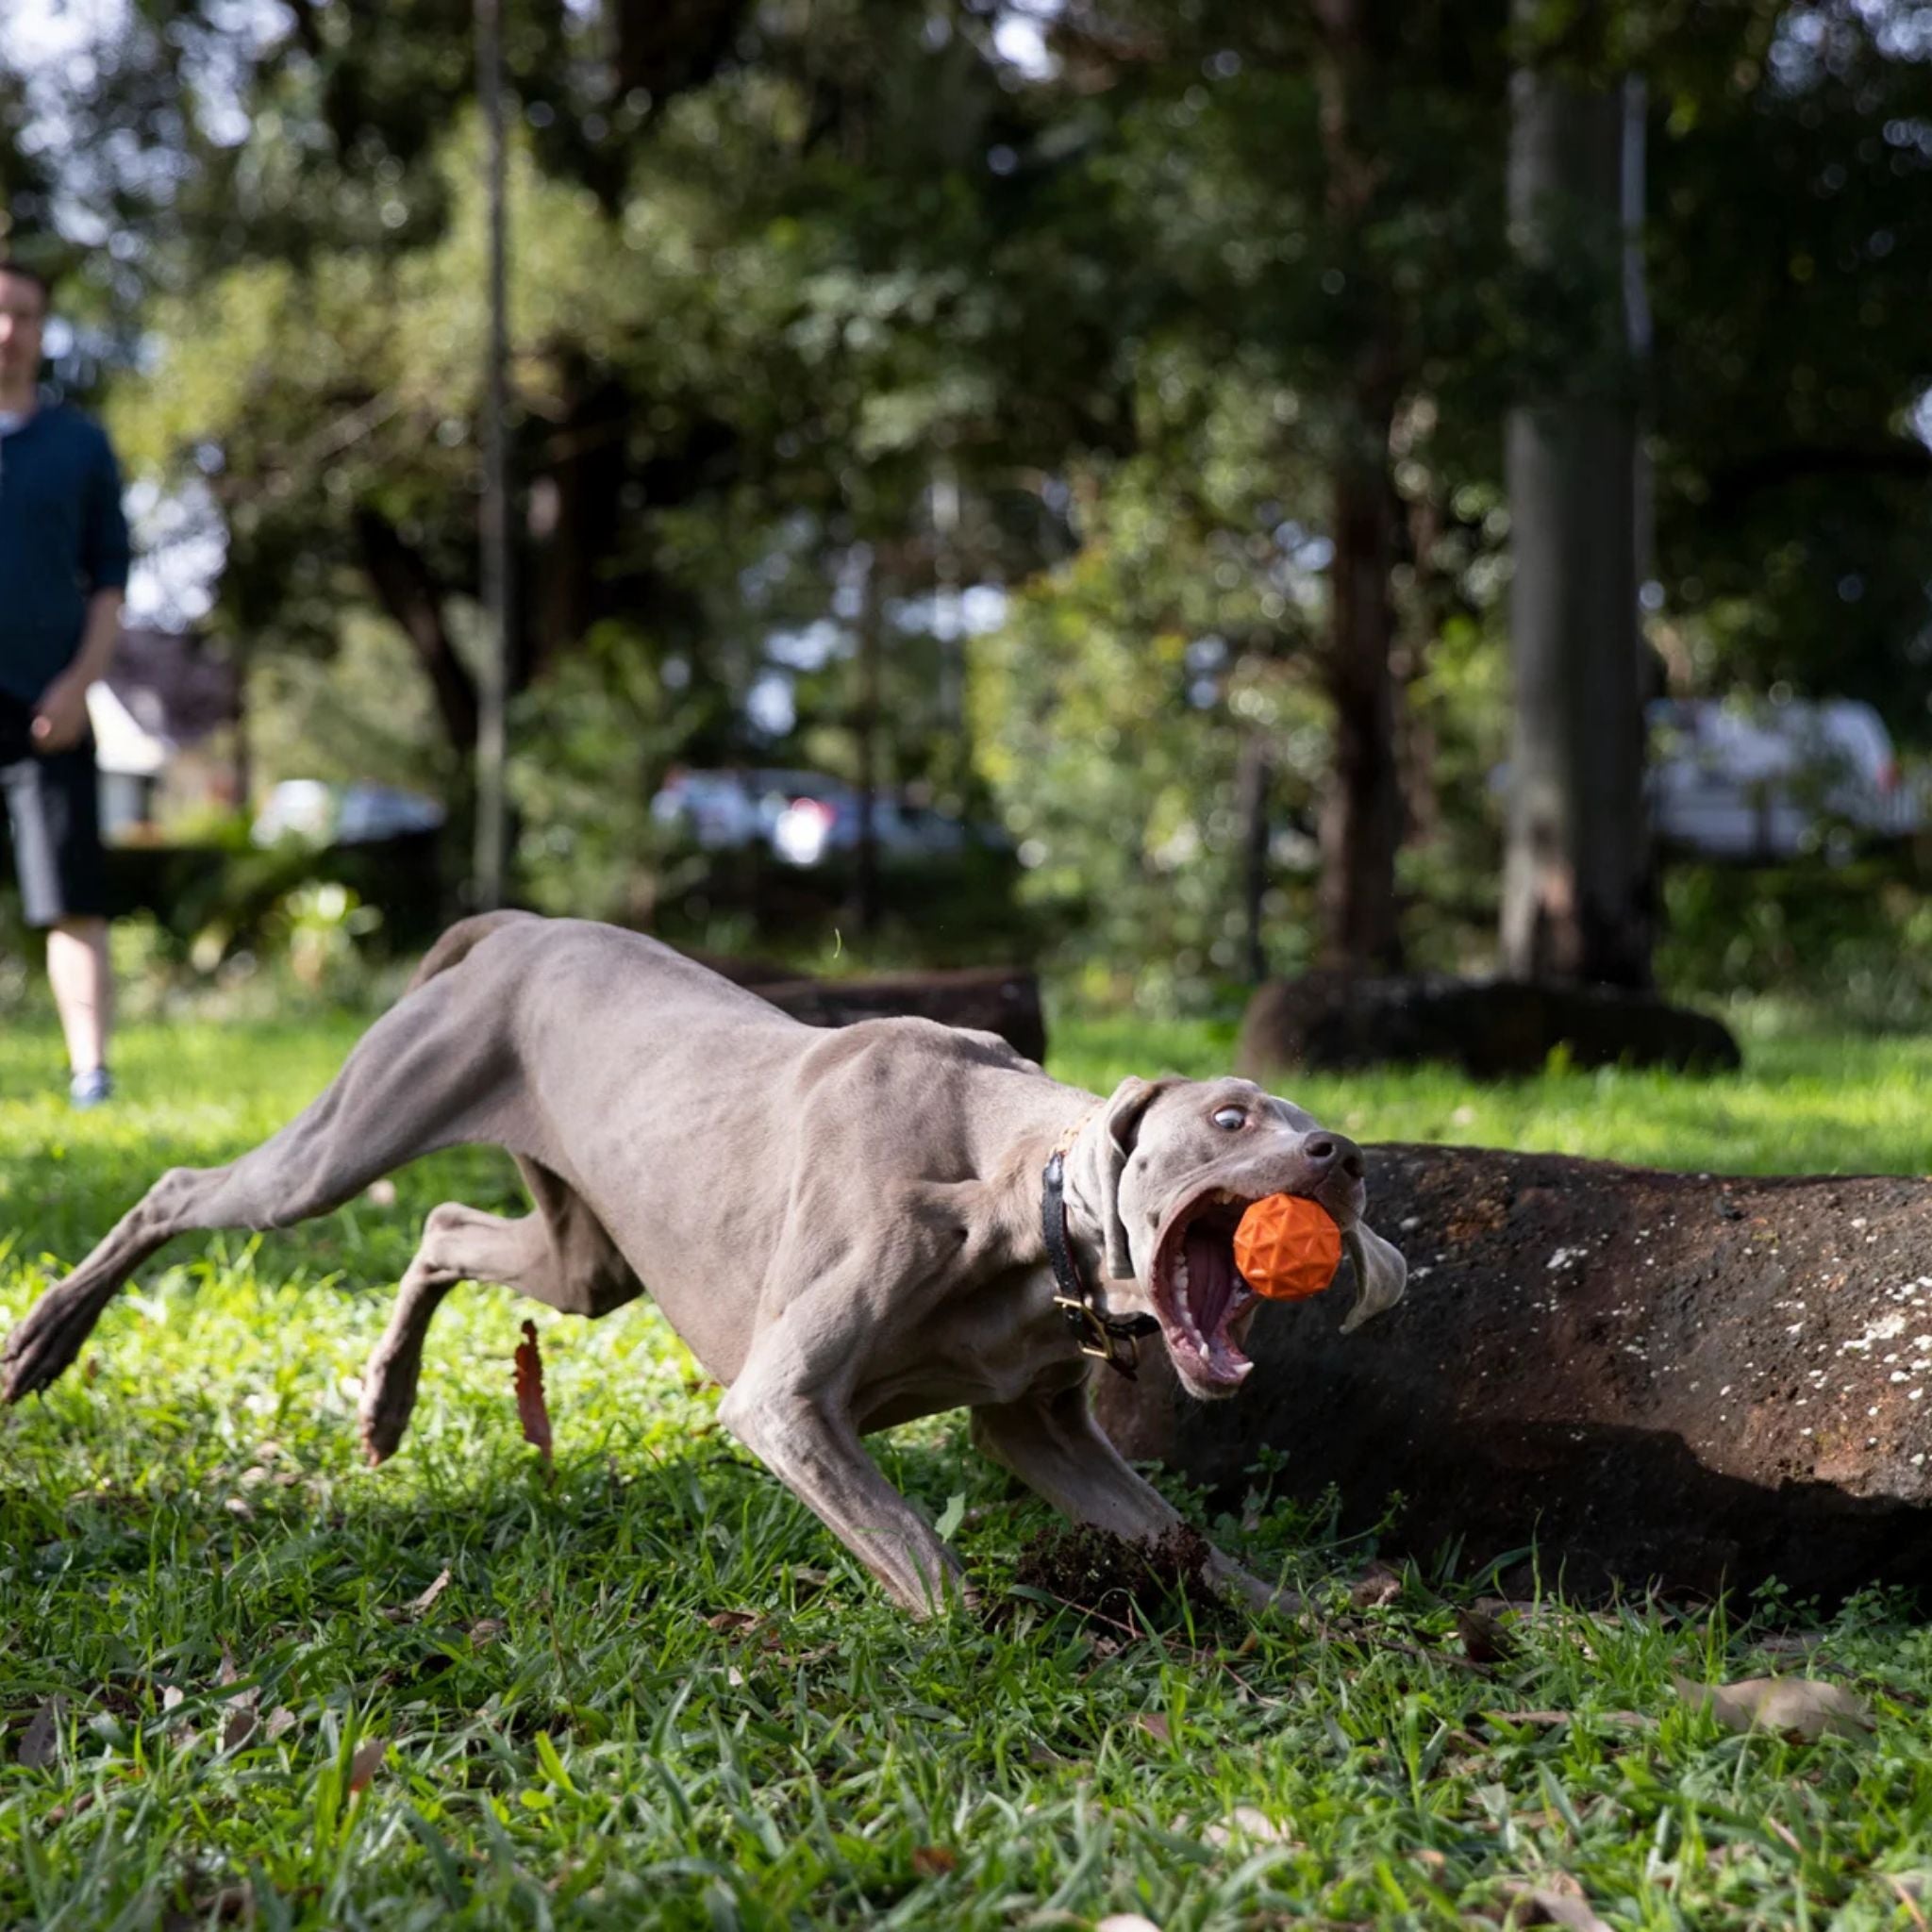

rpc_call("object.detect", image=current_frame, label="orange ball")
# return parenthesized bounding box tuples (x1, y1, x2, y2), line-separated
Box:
(1233, 1193, 1343, 1302)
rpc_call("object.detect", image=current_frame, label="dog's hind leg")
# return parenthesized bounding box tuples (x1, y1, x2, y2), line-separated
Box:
(358, 1164, 645, 1463)
(358, 1204, 545, 1463)
(2, 975, 517, 1406)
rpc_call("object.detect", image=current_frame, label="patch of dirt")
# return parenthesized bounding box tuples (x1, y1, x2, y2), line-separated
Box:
(1009, 1524, 1225, 1627)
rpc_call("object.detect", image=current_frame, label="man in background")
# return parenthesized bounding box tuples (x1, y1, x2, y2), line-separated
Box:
(0, 260, 129, 1108)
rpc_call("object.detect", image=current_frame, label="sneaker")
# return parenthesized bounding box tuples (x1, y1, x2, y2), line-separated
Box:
(69, 1067, 113, 1109)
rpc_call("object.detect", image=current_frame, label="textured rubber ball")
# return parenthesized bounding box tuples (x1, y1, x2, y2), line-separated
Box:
(1231, 1193, 1343, 1302)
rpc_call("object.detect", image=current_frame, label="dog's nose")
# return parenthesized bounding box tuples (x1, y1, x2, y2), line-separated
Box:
(1302, 1132, 1365, 1181)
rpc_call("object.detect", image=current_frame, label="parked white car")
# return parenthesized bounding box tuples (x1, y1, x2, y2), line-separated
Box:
(653, 767, 977, 867)
(252, 779, 446, 848)
(1647, 697, 1922, 860)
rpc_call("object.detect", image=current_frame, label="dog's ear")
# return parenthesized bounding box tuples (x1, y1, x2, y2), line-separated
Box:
(1340, 1222, 1408, 1333)
(1095, 1074, 1180, 1279)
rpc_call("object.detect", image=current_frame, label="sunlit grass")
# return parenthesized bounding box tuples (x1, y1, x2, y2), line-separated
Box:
(1048, 1001, 1932, 1178)
(3, 1004, 1930, 1927)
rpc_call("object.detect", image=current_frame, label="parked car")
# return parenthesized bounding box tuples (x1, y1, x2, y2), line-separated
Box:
(651, 767, 979, 867)
(1647, 697, 1921, 860)
(252, 779, 445, 848)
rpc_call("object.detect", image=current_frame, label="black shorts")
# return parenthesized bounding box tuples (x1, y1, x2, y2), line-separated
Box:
(0, 693, 108, 928)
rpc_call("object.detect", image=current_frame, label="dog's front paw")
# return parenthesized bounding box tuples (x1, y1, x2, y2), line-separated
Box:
(358, 1374, 412, 1466)
(2, 1288, 94, 1404)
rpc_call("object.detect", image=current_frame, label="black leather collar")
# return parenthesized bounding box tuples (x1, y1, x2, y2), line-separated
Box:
(1041, 1146, 1161, 1378)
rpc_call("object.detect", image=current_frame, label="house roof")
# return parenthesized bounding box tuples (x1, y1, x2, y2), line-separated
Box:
(90, 628, 241, 775)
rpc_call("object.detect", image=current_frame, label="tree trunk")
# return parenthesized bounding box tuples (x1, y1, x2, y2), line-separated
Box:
(1319, 442, 1405, 972)
(1236, 733, 1272, 984)
(1313, 0, 1405, 974)
(853, 559, 883, 936)
(1500, 42, 1652, 988)
(473, 0, 512, 911)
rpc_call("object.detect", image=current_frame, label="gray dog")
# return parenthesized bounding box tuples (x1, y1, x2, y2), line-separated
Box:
(3, 913, 1407, 1613)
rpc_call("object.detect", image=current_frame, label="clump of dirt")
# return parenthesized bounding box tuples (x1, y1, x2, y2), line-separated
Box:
(1009, 1523, 1226, 1628)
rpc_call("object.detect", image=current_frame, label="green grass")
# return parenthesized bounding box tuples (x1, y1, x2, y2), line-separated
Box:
(4, 1007, 1932, 1929)
(1047, 1004, 1932, 1179)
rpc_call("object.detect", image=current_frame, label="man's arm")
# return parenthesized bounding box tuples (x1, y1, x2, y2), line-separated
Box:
(32, 588, 122, 752)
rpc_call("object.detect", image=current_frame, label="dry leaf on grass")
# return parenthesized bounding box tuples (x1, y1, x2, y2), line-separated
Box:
(468, 1617, 508, 1647)
(263, 1707, 298, 1743)
(1498, 1876, 1612, 1930)
(910, 1846, 958, 1878)
(218, 1649, 259, 1754)
(1351, 1560, 1403, 1609)
(705, 1609, 762, 1634)
(1202, 1805, 1293, 1849)
(161, 1883, 251, 1930)
(513, 1321, 554, 1468)
(407, 1568, 453, 1619)
(17, 1698, 62, 1769)
(1673, 1674, 1874, 1741)
(1137, 1712, 1171, 1744)
(1095, 1917, 1163, 1932)
(1457, 1604, 1518, 1664)
(1888, 1873, 1932, 1927)
(347, 1736, 388, 1794)
(161, 1684, 198, 1748)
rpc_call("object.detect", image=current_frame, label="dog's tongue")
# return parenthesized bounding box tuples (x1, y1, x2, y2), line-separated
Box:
(1183, 1221, 1238, 1336)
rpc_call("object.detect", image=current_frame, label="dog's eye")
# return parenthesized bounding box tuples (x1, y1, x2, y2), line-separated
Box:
(1211, 1106, 1247, 1130)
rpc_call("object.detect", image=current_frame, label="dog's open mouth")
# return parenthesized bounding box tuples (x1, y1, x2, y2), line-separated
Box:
(1149, 1189, 1270, 1394)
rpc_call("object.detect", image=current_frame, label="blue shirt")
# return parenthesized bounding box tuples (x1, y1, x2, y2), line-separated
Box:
(0, 403, 131, 705)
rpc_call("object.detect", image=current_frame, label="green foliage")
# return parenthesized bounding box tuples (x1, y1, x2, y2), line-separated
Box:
(5, 1009, 1932, 1925)
(1658, 851, 1932, 1028)
(973, 501, 1320, 1011)
(507, 621, 694, 925)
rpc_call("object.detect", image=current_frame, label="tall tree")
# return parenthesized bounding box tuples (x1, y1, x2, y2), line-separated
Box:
(1500, 12, 1651, 987)
(1311, 0, 1407, 974)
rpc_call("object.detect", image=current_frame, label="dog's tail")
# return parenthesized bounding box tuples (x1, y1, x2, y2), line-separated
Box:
(406, 909, 538, 994)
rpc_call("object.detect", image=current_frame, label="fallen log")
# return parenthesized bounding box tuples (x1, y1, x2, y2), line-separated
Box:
(697, 956, 1047, 1064)
(1238, 974, 1740, 1080)
(1093, 1143, 1932, 1605)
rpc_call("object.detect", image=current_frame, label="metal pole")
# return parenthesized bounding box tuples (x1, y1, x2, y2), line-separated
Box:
(474, 0, 510, 909)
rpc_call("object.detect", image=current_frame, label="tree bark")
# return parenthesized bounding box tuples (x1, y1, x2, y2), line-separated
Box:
(1500, 42, 1652, 988)
(1319, 441, 1406, 972)
(1313, 0, 1406, 974)
(1236, 733, 1272, 984)
(854, 558, 883, 936)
